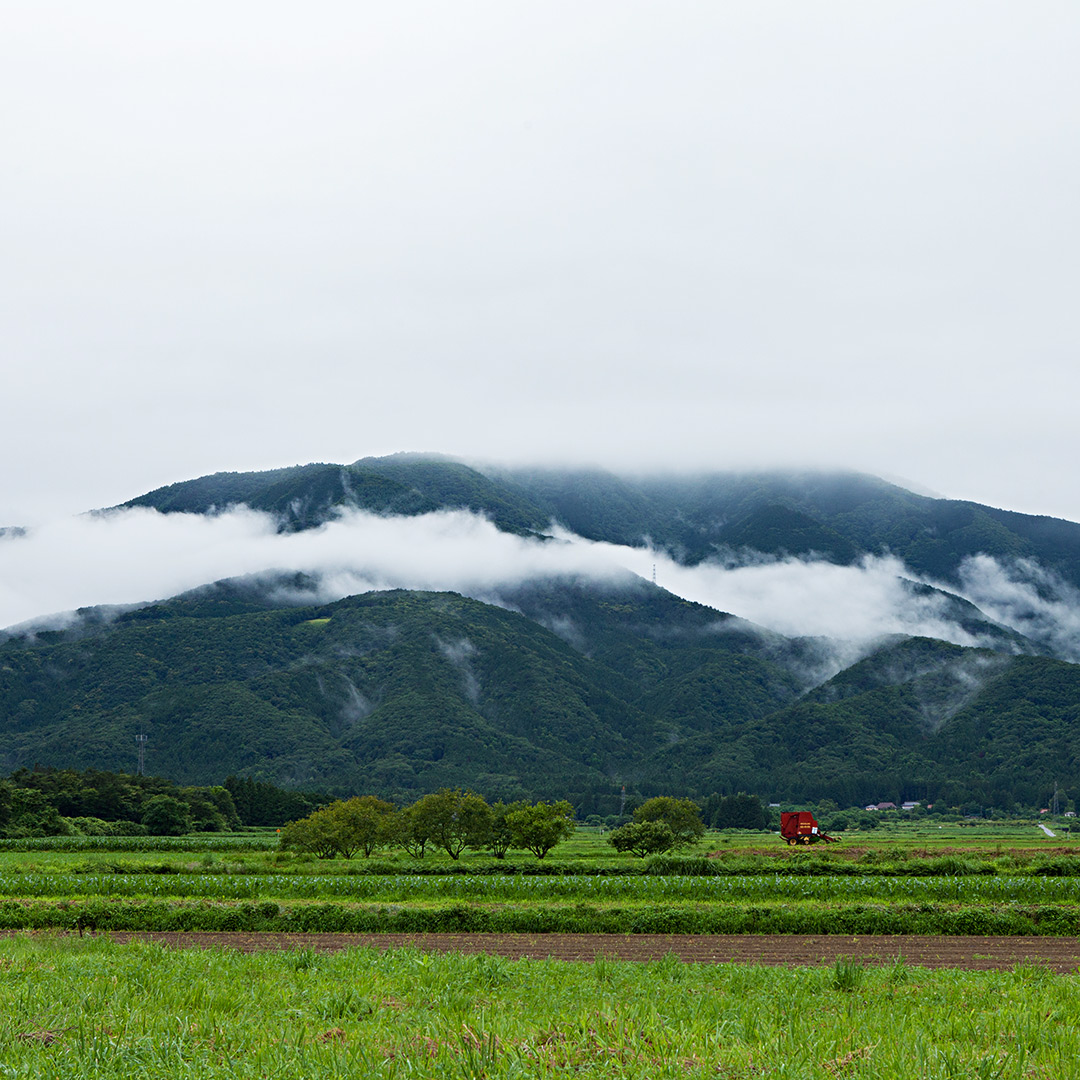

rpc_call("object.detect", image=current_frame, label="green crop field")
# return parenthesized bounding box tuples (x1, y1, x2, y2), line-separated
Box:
(1, 821, 1080, 935)
(1, 935, 1078, 1079)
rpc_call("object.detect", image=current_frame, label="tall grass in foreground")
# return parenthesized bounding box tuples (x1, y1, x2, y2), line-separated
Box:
(1, 936, 1078, 1078)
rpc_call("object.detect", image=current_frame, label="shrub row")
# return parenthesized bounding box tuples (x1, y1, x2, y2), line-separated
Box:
(2, 899, 1078, 936)
(647, 854, 1080, 877)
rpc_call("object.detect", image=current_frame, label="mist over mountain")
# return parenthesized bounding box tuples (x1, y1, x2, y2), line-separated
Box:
(3, 453, 1080, 810)
(109, 452, 1080, 661)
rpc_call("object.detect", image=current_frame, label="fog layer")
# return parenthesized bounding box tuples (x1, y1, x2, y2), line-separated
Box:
(4, 507, 1079, 666)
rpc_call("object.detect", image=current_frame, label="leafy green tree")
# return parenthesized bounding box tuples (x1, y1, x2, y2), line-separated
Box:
(391, 801, 431, 858)
(487, 801, 523, 859)
(279, 796, 395, 859)
(409, 789, 492, 860)
(711, 793, 766, 830)
(506, 800, 576, 859)
(0, 786, 70, 837)
(280, 809, 339, 858)
(224, 775, 323, 827)
(608, 820, 675, 857)
(633, 796, 704, 849)
(333, 795, 396, 858)
(141, 795, 193, 836)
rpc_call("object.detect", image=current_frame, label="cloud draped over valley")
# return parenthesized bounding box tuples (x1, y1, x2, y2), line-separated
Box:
(3, 506, 1080, 665)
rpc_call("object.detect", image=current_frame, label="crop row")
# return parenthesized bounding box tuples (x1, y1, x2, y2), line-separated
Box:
(5, 873, 1080, 903)
(3, 898, 1080, 935)
(0, 835, 280, 853)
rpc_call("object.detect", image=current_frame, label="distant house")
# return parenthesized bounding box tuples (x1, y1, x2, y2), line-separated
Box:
(865, 802, 898, 811)
(901, 801, 920, 811)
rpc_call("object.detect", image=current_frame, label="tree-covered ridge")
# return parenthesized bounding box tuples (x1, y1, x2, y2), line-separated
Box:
(0, 586, 668, 802)
(120, 454, 1080, 590)
(123, 454, 550, 535)
(2, 575, 1080, 812)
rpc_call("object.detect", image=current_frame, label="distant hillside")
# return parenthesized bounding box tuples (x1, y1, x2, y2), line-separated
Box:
(645, 636, 1080, 810)
(2, 576, 1077, 812)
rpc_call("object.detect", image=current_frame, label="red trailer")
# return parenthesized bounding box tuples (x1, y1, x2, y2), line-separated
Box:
(780, 811, 838, 846)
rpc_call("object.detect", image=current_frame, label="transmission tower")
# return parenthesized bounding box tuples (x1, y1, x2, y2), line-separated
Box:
(135, 734, 148, 776)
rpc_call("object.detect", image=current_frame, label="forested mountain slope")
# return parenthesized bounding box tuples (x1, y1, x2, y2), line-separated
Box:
(3, 453, 1076, 811)
(2, 575, 1077, 811)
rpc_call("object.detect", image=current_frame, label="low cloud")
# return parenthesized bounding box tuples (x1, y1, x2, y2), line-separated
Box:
(958, 555, 1080, 663)
(0, 506, 628, 632)
(2, 507, 1079, 671)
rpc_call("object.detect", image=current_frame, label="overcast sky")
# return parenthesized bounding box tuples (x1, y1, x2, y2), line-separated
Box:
(3, 2, 1079, 526)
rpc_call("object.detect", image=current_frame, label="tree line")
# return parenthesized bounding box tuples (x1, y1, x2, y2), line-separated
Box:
(1, 766, 771, 853)
(280, 791, 577, 860)
(281, 792, 728, 860)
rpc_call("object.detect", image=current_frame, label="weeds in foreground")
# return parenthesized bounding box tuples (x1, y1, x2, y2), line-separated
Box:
(831, 957, 866, 992)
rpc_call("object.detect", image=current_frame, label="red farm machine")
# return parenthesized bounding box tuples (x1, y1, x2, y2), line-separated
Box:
(780, 811, 839, 846)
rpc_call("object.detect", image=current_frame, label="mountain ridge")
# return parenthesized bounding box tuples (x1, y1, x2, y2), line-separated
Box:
(3, 453, 1078, 812)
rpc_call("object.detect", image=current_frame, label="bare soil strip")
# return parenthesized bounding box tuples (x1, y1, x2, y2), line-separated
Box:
(16, 932, 1077, 971)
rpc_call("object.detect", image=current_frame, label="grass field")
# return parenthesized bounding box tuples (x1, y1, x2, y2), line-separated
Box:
(1, 934, 1078, 1078)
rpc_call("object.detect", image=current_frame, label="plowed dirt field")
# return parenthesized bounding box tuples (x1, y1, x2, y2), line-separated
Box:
(56, 933, 1080, 971)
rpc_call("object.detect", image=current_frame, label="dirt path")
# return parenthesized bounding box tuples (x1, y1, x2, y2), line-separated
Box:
(28, 933, 1077, 972)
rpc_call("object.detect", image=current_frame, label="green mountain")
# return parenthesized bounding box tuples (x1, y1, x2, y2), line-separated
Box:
(0, 587, 655, 802)
(4, 453, 1078, 812)
(2, 574, 1077, 812)
(123, 453, 1080, 591)
(122, 455, 549, 536)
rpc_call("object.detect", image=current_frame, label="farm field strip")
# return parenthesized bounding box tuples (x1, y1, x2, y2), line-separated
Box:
(5, 872, 1080, 903)
(87, 931, 1080, 971)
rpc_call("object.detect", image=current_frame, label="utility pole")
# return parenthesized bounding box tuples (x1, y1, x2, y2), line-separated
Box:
(135, 734, 148, 776)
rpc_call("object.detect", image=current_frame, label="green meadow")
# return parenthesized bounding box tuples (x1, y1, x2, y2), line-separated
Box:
(1, 934, 1078, 1079)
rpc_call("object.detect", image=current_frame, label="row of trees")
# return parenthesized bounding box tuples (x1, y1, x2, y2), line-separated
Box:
(280, 790, 576, 861)
(280, 791, 725, 861)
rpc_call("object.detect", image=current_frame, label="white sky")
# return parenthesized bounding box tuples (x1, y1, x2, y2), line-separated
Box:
(3, 1, 1079, 525)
